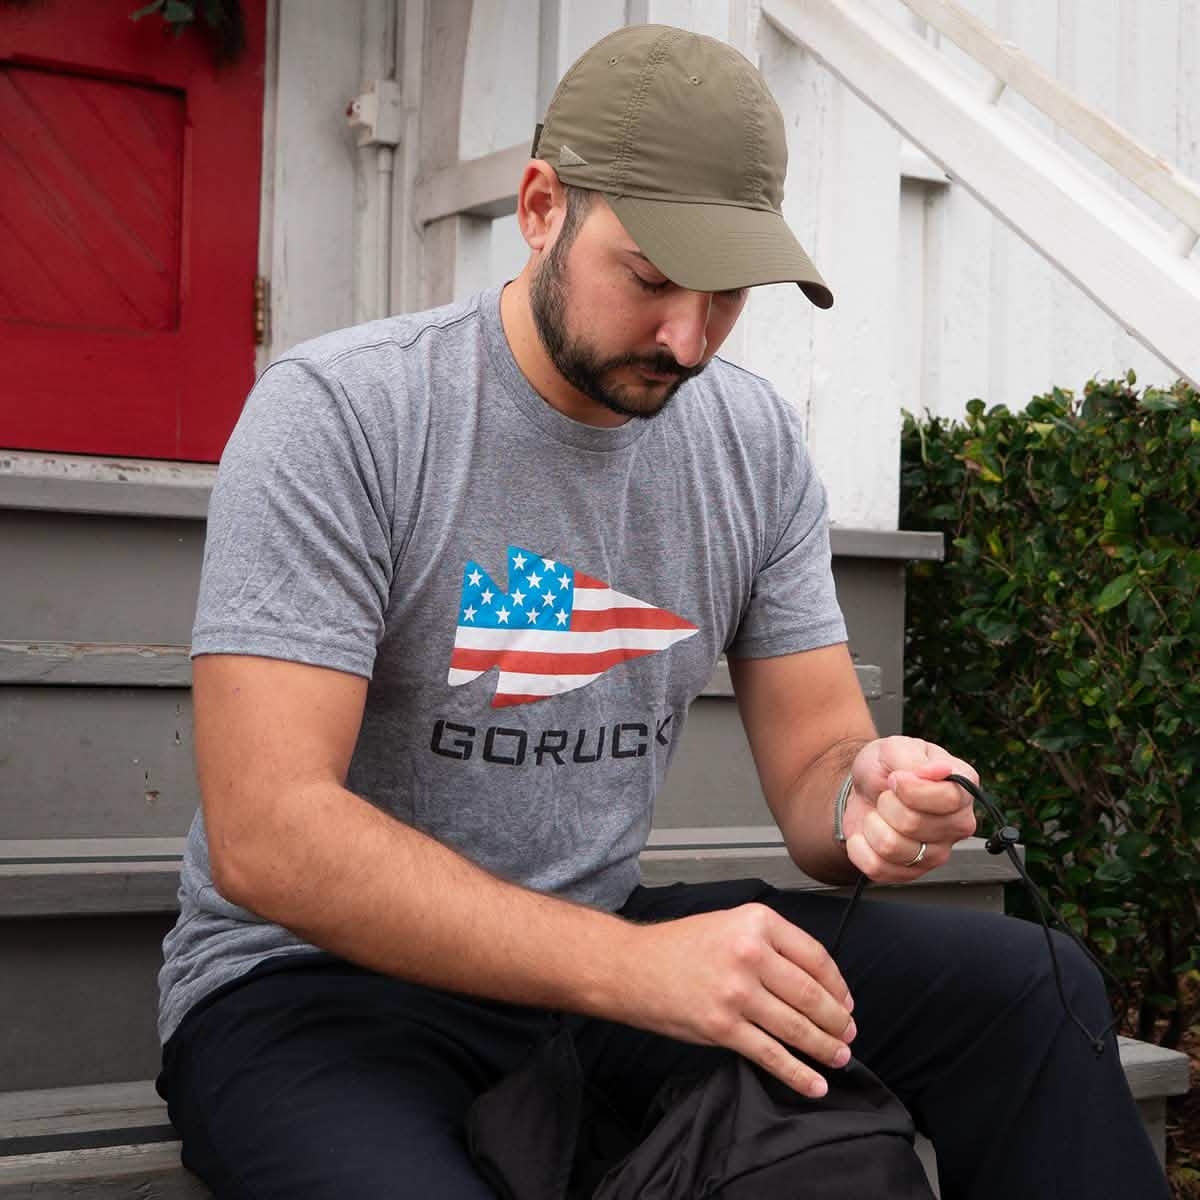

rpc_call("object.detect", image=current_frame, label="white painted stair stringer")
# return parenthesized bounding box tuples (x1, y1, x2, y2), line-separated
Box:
(761, 0, 1200, 391)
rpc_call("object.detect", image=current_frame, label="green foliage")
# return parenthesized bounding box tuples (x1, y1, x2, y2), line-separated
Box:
(130, 0, 245, 65)
(901, 377, 1200, 1047)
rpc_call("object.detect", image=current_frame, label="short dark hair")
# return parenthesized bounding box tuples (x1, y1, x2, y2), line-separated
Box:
(554, 184, 598, 259)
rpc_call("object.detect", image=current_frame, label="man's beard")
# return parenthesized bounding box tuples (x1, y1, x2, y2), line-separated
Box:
(529, 243, 704, 421)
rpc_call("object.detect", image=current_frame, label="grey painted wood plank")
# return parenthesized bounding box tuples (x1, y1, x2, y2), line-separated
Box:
(0, 835, 1021, 917)
(829, 527, 944, 561)
(0, 863, 183, 917)
(645, 833, 1021, 882)
(0, 648, 880, 699)
(0, 644, 192, 688)
(0, 452, 214, 521)
(0, 1141, 209, 1197)
(641, 835, 1020, 890)
(0, 647, 881, 697)
(1117, 1036, 1192, 1099)
(0, 689, 198, 839)
(699, 659, 882, 700)
(1, 510, 205, 646)
(0, 839, 186, 863)
(0, 1082, 165, 1142)
(645, 826, 793, 849)
(0, 841, 186, 916)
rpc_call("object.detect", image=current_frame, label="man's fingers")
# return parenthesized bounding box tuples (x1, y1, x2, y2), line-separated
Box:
(886, 772, 976, 816)
(847, 829, 948, 883)
(730, 1022, 833, 1098)
(758, 949, 856, 1048)
(906, 751, 979, 786)
(747, 981, 855, 1069)
(763, 910, 854, 1013)
(875, 790, 977, 843)
(862, 812, 936, 869)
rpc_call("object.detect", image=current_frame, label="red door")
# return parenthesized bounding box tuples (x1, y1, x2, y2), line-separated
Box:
(0, 1, 266, 462)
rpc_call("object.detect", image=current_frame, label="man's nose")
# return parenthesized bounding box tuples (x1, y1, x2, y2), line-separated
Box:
(655, 290, 712, 368)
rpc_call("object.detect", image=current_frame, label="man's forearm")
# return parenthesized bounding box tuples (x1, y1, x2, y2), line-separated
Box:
(775, 737, 870, 885)
(211, 780, 640, 1019)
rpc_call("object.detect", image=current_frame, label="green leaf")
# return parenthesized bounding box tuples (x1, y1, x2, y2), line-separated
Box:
(1117, 832, 1152, 862)
(1095, 859, 1135, 884)
(1094, 573, 1137, 612)
(925, 504, 958, 521)
(975, 613, 1019, 644)
(129, 0, 165, 19)
(1140, 392, 1180, 412)
(1030, 730, 1089, 753)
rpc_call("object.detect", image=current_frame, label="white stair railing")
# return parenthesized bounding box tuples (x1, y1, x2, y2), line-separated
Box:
(902, 0, 1200, 259)
(761, 0, 1200, 390)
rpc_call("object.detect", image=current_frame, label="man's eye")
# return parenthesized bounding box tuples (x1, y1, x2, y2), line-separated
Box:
(630, 271, 669, 293)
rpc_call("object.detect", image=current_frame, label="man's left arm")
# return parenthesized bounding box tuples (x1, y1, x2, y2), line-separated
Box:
(727, 643, 979, 885)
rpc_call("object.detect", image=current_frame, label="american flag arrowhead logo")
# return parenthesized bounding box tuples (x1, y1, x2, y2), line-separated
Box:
(448, 546, 699, 708)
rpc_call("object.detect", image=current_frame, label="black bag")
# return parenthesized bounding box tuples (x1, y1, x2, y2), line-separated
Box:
(466, 1028, 936, 1199)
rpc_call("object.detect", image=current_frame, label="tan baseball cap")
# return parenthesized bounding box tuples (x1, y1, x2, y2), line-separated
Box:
(532, 24, 833, 309)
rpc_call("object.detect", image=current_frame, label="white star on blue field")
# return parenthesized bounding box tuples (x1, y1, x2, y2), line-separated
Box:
(458, 546, 576, 631)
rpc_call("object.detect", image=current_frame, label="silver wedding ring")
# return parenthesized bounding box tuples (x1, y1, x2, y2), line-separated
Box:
(904, 842, 928, 868)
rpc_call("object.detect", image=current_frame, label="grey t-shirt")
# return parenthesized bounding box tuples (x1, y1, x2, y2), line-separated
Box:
(158, 286, 847, 1042)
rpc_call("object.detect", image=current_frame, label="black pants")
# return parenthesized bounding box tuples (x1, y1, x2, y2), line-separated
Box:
(158, 879, 1169, 1199)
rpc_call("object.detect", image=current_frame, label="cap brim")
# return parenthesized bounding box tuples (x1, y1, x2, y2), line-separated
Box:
(606, 194, 834, 309)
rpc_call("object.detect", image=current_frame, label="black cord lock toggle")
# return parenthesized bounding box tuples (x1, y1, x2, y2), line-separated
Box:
(985, 825, 1022, 855)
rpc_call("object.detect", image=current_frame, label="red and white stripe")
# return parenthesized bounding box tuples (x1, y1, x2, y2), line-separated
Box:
(448, 572, 697, 708)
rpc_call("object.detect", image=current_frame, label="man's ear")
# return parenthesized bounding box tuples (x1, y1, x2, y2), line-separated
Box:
(517, 161, 566, 252)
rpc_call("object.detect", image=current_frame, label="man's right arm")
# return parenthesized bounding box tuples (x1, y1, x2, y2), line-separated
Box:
(196, 652, 856, 1097)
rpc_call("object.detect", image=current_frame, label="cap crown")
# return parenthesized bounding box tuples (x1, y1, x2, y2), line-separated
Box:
(536, 25, 787, 215)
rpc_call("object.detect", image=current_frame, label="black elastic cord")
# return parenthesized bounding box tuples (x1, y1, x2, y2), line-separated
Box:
(830, 874, 867, 959)
(830, 773, 1123, 1056)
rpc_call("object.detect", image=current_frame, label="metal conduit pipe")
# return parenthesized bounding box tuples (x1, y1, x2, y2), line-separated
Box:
(347, 0, 402, 321)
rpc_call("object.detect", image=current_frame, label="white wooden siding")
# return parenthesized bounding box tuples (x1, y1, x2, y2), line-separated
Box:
(265, 0, 1200, 530)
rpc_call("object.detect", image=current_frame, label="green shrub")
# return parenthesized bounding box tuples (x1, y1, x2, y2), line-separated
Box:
(901, 376, 1200, 1046)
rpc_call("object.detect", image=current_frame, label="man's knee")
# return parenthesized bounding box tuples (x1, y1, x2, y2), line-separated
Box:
(966, 918, 1112, 1032)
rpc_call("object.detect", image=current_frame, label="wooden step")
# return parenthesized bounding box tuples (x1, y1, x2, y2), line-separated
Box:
(643, 830, 1018, 911)
(0, 839, 186, 917)
(0, 1038, 1186, 1195)
(0, 832, 1016, 920)
(0, 1142, 207, 1198)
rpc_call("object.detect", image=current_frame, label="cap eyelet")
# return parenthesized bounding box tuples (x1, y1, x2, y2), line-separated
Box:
(609, 56, 621, 65)
(689, 75, 702, 85)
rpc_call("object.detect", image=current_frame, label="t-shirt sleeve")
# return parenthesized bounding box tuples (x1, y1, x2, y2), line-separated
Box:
(726, 400, 847, 660)
(191, 357, 393, 677)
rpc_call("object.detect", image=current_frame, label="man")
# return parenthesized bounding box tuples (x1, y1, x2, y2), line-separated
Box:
(157, 24, 1166, 1199)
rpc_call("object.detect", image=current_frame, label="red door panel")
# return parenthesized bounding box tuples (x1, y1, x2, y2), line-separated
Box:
(0, 1, 266, 462)
(0, 64, 184, 332)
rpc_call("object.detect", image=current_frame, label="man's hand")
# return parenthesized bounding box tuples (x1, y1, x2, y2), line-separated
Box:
(624, 903, 856, 1097)
(841, 736, 979, 882)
